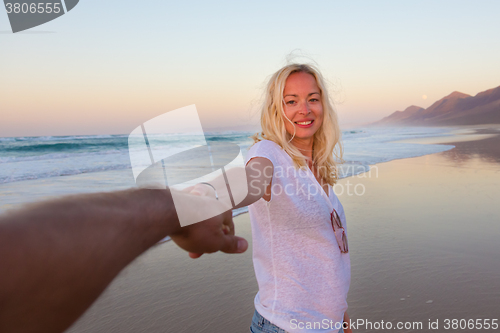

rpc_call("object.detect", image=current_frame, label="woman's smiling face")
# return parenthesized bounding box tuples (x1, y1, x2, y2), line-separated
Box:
(282, 71, 324, 142)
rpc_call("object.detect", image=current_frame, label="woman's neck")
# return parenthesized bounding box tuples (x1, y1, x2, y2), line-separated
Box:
(291, 137, 314, 166)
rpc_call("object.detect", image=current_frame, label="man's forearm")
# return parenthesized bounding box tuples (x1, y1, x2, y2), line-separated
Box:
(0, 188, 178, 333)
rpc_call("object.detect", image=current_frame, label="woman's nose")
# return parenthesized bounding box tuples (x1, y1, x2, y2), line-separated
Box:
(298, 102, 311, 115)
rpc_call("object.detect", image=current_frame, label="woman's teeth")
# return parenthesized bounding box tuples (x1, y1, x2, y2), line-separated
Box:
(295, 121, 312, 125)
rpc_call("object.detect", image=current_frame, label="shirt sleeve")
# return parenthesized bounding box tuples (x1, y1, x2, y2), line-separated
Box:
(244, 140, 281, 168)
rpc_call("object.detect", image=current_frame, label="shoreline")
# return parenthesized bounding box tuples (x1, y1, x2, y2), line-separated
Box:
(0, 125, 473, 215)
(367, 124, 500, 168)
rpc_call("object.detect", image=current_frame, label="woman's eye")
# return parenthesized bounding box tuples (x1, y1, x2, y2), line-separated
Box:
(286, 100, 296, 105)
(310, 98, 319, 102)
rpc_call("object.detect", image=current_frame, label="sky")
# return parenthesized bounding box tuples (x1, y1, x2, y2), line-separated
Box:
(1, 0, 500, 137)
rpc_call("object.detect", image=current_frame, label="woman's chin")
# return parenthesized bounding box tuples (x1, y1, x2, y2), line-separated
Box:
(290, 130, 318, 141)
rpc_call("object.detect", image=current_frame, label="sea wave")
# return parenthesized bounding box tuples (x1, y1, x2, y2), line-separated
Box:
(0, 163, 132, 184)
(0, 149, 129, 163)
(1, 141, 128, 154)
(9, 134, 127, 141)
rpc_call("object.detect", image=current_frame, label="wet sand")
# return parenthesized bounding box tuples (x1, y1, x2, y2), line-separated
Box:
(342, 127, 500, 332)
(67, 127, 500, 333)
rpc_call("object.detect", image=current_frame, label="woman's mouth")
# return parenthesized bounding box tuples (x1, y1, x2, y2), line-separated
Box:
(294, 120, 314, 128)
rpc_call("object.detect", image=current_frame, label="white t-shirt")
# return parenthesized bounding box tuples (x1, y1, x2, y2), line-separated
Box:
(245, 140, 351, 333)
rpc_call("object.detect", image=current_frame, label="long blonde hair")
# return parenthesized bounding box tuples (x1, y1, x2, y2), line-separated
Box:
(251, 63, 343, 185)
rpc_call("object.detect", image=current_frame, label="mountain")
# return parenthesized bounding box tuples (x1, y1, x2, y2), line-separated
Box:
(372, 85, 500, 126)
(375, 105, 425, 125)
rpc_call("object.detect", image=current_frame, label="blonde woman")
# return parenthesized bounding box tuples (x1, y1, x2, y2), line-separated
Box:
(244, 64, 352, 333)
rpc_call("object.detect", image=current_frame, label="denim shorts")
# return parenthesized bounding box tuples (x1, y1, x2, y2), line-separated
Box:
(250, 310, 344, 333)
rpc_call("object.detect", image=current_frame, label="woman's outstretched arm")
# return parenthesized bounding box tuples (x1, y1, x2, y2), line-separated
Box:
(187, 157, 274, 209)
(0, 188, 247, 333)
(185, 157, 273, 259)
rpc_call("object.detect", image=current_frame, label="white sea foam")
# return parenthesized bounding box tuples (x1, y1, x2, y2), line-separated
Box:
(7, 134, 127, 141)
(0, 127, 455, 185)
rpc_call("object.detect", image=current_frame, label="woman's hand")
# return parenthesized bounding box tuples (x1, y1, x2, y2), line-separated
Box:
(181, 183, 218, 200)
(343, 312, 353, 333)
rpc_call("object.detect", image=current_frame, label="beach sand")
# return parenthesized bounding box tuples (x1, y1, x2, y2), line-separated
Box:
(67, 127, 500, 333)
(341, 127, 500, 332)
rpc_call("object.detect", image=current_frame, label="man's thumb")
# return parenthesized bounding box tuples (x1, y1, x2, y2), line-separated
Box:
(221, 236, 248, 254)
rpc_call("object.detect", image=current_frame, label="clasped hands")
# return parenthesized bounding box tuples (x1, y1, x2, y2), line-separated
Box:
(168, 183, 248, 259)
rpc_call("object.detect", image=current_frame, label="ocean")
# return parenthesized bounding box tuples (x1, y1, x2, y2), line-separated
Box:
(0, 127, 455, 215)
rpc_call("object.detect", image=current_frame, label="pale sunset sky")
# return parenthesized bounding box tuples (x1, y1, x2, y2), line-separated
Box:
(1, 1, 500, 137)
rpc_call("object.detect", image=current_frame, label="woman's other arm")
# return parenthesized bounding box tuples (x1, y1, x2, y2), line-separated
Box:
(344, 312, 353, 332)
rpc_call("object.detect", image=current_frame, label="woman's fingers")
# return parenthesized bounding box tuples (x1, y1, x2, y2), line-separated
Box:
(189, 252, 203, 259)
(181, 185, 195, 193)
(221, 210, 235, 235)
(190, 183, 218, 199)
